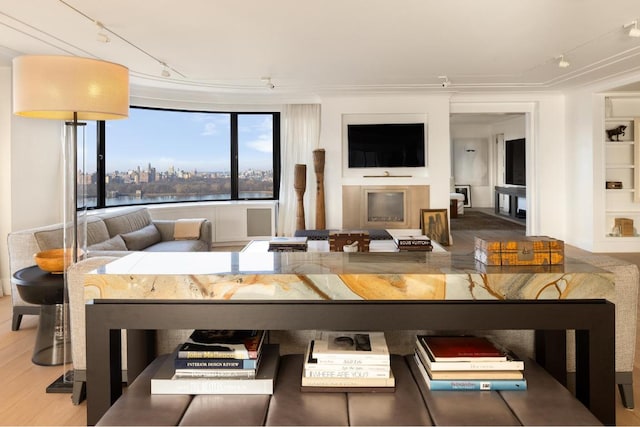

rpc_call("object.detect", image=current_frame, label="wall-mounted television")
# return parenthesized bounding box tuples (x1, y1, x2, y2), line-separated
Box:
(505, 138, 526, 186)
(347, 123, 425, 168)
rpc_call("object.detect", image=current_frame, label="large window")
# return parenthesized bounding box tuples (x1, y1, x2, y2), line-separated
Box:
(79, 107, 280, 209)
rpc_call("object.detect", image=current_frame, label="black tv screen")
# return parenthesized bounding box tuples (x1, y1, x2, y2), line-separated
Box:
(505, 138, 526, 186)
(347, 123, 425, 168)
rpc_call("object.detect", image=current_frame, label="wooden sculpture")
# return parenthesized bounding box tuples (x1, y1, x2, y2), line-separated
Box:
(313, 149, 326, 230)
(294, 164, 307, 231)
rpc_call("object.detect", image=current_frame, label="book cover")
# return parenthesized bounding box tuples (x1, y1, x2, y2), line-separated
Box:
(173, 368, 256, 379)
(414, 354, 527, 391)
(268, 236, 308, 245)
(304, 341, 390, 378)
(415, 338, 524, 371)
(177, 330, 264, 359)
(300, 385, 396, 393)
(301, 370, 395, 388)
(268, 246, 308, 252)
(311, 331, 390, 365)
(174, 357, 259, 370)
(414, 351, 523, 380)
(393, 236, 431, 246)
(151, 344, 279, 395)
(419, 335, 508, 361)
(397, 246, 433, 252)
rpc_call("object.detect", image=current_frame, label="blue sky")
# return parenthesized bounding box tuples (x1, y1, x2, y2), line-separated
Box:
(96, 108, 273, 173)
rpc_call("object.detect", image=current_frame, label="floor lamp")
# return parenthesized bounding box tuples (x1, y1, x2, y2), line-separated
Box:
(12, 55, 129, 388)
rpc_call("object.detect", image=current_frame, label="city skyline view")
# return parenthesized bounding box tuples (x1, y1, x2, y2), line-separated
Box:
(83, 107, 275, 174)
(78, 108, 278, 207)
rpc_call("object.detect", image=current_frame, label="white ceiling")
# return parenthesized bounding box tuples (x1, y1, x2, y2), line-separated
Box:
(2, 0, 640, 97)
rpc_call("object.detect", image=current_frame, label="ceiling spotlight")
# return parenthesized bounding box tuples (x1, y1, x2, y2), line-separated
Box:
(557, 55, 570, 68)
(96, 32, 110, 43)
(625, 20, 640, 37)
(261, 77, 275, 89)
(438, 75, 451, 88)
(95, 21, 110, 43)
(160, 62, 171, 77)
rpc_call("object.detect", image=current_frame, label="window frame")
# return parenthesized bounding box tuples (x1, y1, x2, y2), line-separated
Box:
(85, 107, 281, 210)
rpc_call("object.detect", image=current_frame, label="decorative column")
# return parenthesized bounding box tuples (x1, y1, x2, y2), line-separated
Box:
(294, 164, 307, 231)
(313, 149, 326, 230)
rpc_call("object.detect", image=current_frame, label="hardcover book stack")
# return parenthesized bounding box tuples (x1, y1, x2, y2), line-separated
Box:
(393, 235, 433, 252)
(413, 335, 526, 391)
(302, 331, 395, 391)
(268, 236, 308, 252)
(151, 329, 279, 395)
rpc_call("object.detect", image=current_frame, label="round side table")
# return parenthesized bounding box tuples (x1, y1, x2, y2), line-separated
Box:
(13, 265, 70, 366)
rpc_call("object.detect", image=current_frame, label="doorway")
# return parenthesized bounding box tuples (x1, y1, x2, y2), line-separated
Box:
(449, 111, 530, 233)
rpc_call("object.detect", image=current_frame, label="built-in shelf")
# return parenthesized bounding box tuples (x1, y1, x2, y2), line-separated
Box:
(602, 104, 640, 244)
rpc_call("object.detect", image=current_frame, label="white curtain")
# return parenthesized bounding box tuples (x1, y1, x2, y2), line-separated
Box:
(278, 104, 321, 236)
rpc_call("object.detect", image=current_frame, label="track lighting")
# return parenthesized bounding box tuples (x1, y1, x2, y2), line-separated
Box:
(261, 77, 275, 89)
(160, 62, 171, 77)
(625, 20, 640, 37)
(95, 21, 110, 43)
(438, 75, 451, 88)
(557, 55, 570, 68)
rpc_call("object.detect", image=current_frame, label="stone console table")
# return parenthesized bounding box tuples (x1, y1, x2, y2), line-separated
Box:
(84, 251, 616, 425)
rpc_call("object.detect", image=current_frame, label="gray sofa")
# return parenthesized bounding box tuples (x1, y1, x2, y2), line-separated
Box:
(7, 206, 212, 330)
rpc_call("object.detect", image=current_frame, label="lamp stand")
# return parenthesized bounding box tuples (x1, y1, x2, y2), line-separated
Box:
(61, 113, 86, 389)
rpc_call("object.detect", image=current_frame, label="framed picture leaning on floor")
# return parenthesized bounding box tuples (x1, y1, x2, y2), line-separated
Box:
(420, 208, 450, 246)
(454, 185, 471, 208)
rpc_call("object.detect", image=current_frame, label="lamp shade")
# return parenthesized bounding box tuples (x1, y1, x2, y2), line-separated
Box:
(12, 55, 129, 120)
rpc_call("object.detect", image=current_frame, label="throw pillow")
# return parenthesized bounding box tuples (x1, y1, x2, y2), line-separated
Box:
(120, 224, 162, 251)
(87, 235, 127, 252)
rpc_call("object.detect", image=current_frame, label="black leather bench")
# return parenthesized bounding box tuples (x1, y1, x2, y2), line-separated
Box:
(96, 352, 602, 426)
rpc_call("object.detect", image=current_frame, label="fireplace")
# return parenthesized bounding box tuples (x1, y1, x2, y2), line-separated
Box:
(342, 185, 430, 229)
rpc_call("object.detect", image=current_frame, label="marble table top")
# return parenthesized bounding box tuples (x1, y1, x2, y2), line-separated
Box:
(85, 251, 615, 302)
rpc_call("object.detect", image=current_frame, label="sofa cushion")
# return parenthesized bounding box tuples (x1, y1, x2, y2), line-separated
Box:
(121, 224, 162, 251)
(84, 218, 111, 246)
(144, 239, 209, 252)
(32, 217, 109, 250)
(34, 228, 64, 251)
(101, 207, 153, 237)
(87, 235, 127, 252)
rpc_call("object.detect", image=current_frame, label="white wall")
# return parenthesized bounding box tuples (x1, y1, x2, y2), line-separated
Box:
(318, 94, 452, 229)
(564, 72, 640, 252)
(0, 67, 10, 295)
(0, 72, 64, 292)
(450, 123, 492, 207)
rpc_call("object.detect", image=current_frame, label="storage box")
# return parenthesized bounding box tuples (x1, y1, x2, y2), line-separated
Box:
(474, 236, 564, 266)
(329, 231, 370, 252)
(614, 218, 635, 237)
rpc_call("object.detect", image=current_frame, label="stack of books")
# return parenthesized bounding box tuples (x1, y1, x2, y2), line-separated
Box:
(268, 236, 308, 252)
(301, 331, 395, 391)
(393, 235, 433, 251)
(413, 335, 526, 391)
(151, 330, 279, 395)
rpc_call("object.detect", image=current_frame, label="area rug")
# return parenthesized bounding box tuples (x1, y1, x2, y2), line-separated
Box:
(450, 210, 525, 231)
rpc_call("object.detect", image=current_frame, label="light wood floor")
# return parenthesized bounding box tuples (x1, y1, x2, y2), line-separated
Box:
(1, 215, 640, 425)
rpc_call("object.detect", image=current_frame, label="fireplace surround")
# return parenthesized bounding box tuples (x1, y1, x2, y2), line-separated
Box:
(342, 185, 430, 229)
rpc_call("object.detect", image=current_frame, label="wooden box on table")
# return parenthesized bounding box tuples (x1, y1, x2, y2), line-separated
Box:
(474, 236, 564, 266)
(328, 231, 370, 252)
